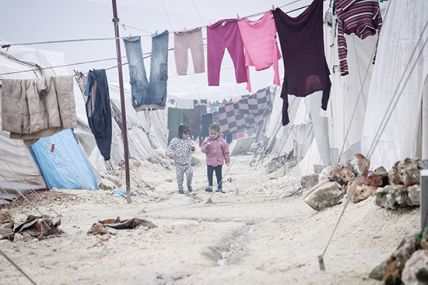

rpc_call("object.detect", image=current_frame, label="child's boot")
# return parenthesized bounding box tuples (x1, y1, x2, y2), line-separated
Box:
(178, 187, 185, 194)
(205, 186, 213, 192)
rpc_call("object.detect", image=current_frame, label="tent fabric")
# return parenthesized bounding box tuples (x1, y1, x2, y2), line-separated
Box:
(108, 83, 168, 161)
(30, 129, 98, 190)
(0, 48, 49, 205)
(361, 0, 428, 169)
(326, 23, 378, 164)
(167, 108, 184, 144)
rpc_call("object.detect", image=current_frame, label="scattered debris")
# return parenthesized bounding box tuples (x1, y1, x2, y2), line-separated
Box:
(87, 223, 110, 235)
(103, 175, 123, 188)
(285, 185, 303, 197)
(87, 235, 112, 249)
(304, 181, 344, 211)
(112, 188, 138, 198)
(88, 217, 157, 235)
(99, 178, 116, 191)
(0, 209, 12, 224)
(14, 215, 62, 240)
(0, 222, 14, 241)
(267, 155, 288, 173)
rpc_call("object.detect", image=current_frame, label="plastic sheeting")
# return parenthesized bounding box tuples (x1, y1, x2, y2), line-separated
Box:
(361, 0, 428, 169)
(30, 129, 98, 190)
(326, 28, 378, 164)
(109, 83, 168, 161)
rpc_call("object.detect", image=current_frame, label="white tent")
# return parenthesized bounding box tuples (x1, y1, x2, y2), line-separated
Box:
(361, 0, 428, 169)
(109, 83, 168, 162)
(255, 0, 428, 175)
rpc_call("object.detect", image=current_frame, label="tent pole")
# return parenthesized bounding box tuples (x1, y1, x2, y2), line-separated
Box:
(111, 0, 131, 204)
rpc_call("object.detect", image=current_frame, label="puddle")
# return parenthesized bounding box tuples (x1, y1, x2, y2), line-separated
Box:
(205, 223, 255, 266)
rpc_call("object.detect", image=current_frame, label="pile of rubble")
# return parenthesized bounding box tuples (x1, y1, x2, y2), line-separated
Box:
(370, 230, 428, 285)
(302, 154, 424, 211)
(88, 217, 157, 235)
(0, 209, 62, 241)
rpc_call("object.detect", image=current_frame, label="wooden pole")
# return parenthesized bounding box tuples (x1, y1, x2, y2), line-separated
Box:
(111, 0, 131, 203)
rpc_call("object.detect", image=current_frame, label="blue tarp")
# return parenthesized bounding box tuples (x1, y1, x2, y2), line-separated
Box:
(30, 129, 98, 190)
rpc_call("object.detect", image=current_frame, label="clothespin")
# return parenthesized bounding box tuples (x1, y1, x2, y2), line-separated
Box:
(272, 5, 275, 10)
(236, 14, 240, 19)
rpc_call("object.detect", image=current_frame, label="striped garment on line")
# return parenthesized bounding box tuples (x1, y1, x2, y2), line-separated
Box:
(336, 0, 383, 76)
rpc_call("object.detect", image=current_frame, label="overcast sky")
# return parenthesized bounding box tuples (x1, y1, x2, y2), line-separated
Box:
(0, 0, 314, 98)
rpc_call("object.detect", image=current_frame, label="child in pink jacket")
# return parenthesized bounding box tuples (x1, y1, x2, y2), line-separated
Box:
(200, 123, 230, 193)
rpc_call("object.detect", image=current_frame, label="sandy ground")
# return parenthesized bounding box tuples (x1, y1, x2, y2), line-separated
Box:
(0, 152, 419, 285)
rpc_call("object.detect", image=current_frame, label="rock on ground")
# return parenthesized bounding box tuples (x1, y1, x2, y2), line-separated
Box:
(402, 250, 428, 285)
(99, 178, 117, 191)
(389, 158, 424, 186)
(369, 261, 386, 281)
(407, 185, 421, 206)
(383, 235, 418, 285)
(366, 166, 389, 187)
(347, 180, 378, 203)
(300, 174, 319, 191)
(304, 181, 344, 211)
(267, 155, 287, 173)
(375, 185, 420, 210)
(0, 209, 12, 224)
(319, 165, 355, 186)
(348, 153, 370, 177)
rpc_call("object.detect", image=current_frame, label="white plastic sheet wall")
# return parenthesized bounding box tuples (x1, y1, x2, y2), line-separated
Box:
(361, 0, 428, 169)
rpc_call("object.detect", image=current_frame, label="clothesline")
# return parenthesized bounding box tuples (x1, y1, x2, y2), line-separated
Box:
(0, 0, 315, 48)
(0, 48, 238, 78)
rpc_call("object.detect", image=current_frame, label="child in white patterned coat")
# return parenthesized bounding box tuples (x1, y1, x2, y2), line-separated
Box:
(168, 125, 195, 194)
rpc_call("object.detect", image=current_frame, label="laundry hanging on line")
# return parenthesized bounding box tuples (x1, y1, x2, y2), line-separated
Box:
(273, 0, 331, 126)
(212, 86, 273, 136)
(123, 31, 169, 111)
(1, 76, 77, 144)
(336, 0, 383, 76)
(237, 11, 281, 92)
(174, 27, 205, 75)
(85, 69, 113, 161)
(207, 19, 247, 86)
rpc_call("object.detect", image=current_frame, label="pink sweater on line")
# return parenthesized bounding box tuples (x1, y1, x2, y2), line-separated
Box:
(238, 12, 282, 92)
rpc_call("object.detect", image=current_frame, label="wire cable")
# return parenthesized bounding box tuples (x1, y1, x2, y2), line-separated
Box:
(0, 250, 37, 285)
(1, 0, 318, 48)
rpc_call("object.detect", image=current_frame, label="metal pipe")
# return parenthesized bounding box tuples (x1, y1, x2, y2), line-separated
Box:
(111, 0, 131, 203)
(421, 169, 428, 230)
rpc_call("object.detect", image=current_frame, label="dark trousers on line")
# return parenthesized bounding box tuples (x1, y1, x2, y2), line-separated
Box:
(207, 165, 223, 189)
